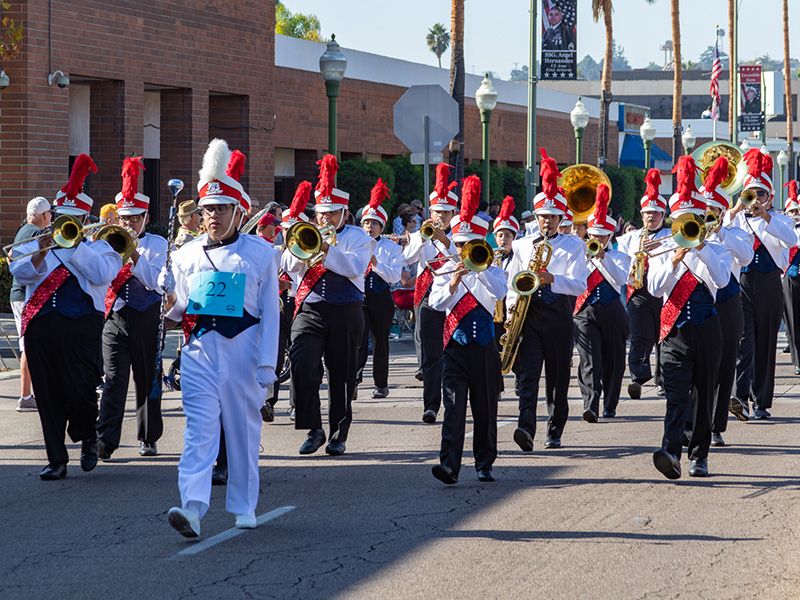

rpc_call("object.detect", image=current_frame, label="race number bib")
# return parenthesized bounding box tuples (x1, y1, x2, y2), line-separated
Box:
(187, 271, 246, 317)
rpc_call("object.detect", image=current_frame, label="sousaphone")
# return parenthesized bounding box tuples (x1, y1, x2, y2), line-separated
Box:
(691, 141, 746, 196)
(558, 164, 612, 224)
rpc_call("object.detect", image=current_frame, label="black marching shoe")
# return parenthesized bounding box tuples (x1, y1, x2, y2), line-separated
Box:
(795, 367, 800, 375)
(603, 409, 616, 418)
(582, 409, 598, 423)
(543, 437, 561, 449)
(414, 370, 424, 382)
(752, 406, 770, 420)
(299, 429, 326, 455)
(372, 387, 389, 399)
(656, 385, 666, 398)
(652, 449, 681, 480)
(513, 427, 534, 452)
(80, 438, 99, 472)
(211, 464, 228, 486)
(40, 463, 67, 481)
(139, 441, 158, 457)
(325, 439, 346, 456)
(728, 397, 749, 422)
(431, 464, 458, 485)
(711, 432, 726, 447)
(97, 439, 113, 461)
(627, 382, 642, 400)
(688, 457, 709, 477)
(477, 469, 495, 482)
(422, 409, 437, 424)
(260, 402, 275, 423)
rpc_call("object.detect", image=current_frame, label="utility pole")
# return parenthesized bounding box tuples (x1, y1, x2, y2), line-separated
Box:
(525, 0, 539, 206)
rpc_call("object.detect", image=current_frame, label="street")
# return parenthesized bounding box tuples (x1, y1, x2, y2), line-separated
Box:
(0, 336, 799, 599)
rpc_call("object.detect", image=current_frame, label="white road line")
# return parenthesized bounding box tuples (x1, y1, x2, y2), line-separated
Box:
(171, 505, 295, 559)
(465, 420, 514, 439)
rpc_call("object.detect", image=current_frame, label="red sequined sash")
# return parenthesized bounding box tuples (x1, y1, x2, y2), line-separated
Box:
(659, 270, 699, 342)
(442, 291, 479, 346)
(104, 263, 134, 318)
(413, 251, 447, 307)
(294, 263, 327, 317)
(574, 268, 604, 315)
(20, 265, 70, 336)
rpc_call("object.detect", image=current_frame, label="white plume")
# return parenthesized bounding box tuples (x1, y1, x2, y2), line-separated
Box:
(198, 138, 231, 188)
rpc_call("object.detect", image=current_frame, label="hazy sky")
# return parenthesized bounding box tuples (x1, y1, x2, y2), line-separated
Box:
(283, 0, 797, 78)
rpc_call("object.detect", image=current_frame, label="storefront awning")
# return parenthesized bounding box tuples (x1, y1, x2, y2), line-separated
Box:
(619, 134, 672, 169)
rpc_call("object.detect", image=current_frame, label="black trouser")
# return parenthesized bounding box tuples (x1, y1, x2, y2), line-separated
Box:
(660, 316, 722, 461)
(782, 276, 800, 369)
(575, 300, 629, 415)
(713, 293, 744, 433)
(96, 303, 163, 450)
(25, 312, 104, 465)
(291, 301, 363, 442)
(268, 295, 294, 406)
(357, 289, 395, 388)
(736, 269, 782, 409)
(439, 340, 501, 476)
(413, 304, 423, 373)
(514, 298, 574, 441)
(418, 299, 445, 413)
(627, 292, 662, 386)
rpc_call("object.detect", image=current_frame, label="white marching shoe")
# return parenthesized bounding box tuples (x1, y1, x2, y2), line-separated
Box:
(168, 507, 201, 538)
(235, 513, 257, 529)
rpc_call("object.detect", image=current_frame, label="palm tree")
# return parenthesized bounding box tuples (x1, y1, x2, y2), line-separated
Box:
(783, 0, 794, 179)
(427, 23, 450, 69)
(670, 0, 683, 171)
(449, 0, 465, 184)
(591, 0, 613, 170)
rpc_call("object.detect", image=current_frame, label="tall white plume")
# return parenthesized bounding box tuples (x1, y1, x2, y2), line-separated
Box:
(198, 138, 231, 187)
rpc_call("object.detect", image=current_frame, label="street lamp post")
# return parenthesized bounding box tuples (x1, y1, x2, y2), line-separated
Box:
(570, 97, 590, 164)
(777, 149, 789, 210)
(681, 124, 696, 156)
(475, 73, 498, 205)
(319, 34, 347, 157)
(640, 115, 657, 171)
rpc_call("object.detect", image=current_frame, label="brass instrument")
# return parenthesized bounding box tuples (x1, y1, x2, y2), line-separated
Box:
(740, 187, 760, 208)
(4, 215, 107, 261)
(426, 238, 494, 275)
(420, 221, 438, 240)
(691, 141, 746, 196)
(492, 249, 509, 323)
(240, 207, 270, 234)
(647, 213, 710, 256)
(586, 238, 604, 257)
(284, 221, 336, 266)
(558, 164, 612, 224)
(499, 234, 554, 374)
(629, 228, 648, 290)
(95, 224, 138, 262)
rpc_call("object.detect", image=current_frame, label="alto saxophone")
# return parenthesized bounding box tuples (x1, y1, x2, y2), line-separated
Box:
(498, 235, 553, 375)
(630, 228, 648, 290)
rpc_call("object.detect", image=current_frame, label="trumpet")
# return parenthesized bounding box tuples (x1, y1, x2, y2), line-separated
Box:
(586, 238, 604, 257)
(426, 238, 494, 275)
(4, 215, 101, 261)
(284, 221, 336, 266)
(740, 188, 760, 208)
(420, 221, 439, 240)
(95, 224, 138, 263)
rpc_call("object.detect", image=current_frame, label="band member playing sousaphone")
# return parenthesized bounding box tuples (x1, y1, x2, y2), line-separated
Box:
(781, 181, 800, 375)
(616, 169, 671, 400)
(428, 175, 507, 484)
(504, 149, 589, 452)
(403, 163, 458, 424)
(574, 184, 631, 421)
(357, 179, 404, 399)
(730, 149, 795, 420)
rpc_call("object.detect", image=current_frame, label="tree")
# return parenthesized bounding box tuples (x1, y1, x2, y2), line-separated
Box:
(510, 65, 528, 82)
(611, 40, 632, 71)
(670, 0, 683, 183)
(449, 0, 466, 186)
(577, 55, 600, 80)
(592, 0, 614, 170)
(697, 45, 728, 70)
(275, 1, 321, 42)
(645, 61, 662, 71)
(426, 22, 450, 69)
(1, 1, 23, 60)
(783, 0, 794, 180)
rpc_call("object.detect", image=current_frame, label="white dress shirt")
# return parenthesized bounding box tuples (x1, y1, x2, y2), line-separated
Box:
(647, 242, 731, 302)
(616, 226, 671, 286)
(428, 265, 508, 314)
(727, 210, 795, 271)
(584, 246, 631, 291)
(110, 232, 168, 312)
(403, 230, 454, 276)
(708, 221, 754, 282)
(370, 236, 404, 286)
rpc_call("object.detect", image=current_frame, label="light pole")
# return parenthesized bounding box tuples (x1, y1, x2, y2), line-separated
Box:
(681, 124, 696, 156)
(777, 148, 789, 210)
(319, 34, 347, 157)
(570, 97, 590, 165)
(475, 73, 498, 205)
(640, 115, 657, 171)
(525, 0, 540, 205)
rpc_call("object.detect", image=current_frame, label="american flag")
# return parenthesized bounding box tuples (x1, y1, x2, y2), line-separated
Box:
(709, 41, 722, 120)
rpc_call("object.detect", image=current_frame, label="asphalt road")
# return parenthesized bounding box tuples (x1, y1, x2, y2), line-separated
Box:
(0, 337, 799, 599)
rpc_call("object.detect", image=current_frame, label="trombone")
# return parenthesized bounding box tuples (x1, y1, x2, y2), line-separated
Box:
(646, 213, 710, 257)
(284, 221, 337, 267)
(425, 238, 495, 275)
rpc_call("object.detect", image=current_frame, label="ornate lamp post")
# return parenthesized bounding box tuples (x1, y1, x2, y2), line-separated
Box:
(475, 73, 498, 205)
(570, 97, 590, 164)
(639, 115, 657, 171)
(319, 34, 347, 157)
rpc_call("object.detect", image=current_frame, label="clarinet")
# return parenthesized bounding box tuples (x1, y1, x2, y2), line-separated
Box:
(148, 179, 185, 402)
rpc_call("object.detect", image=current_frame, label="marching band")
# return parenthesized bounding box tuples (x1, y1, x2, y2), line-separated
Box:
(7, 136, 800, 536)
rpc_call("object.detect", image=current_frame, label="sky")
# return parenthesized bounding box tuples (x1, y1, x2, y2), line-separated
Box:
(283, 0, 797, 79)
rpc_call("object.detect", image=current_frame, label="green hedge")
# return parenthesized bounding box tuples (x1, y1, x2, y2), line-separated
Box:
(337, 159, 397, 218)
(605, 166, 645, 227)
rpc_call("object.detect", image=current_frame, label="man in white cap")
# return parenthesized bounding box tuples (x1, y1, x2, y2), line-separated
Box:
(284, 154, 374, 457)
(96, 157, 168, 460)
(9, 154, 122, 480)
(573, 185, 630, 422)
(9, 196, 52, 412)
(507, 150, 588, 452)
(403, 163, 459, 423)
(165, 140, 279, 537)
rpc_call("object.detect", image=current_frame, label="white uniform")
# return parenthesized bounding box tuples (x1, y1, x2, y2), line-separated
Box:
(727, 210, 795, 270)
(428, 266, 508, 314)
(108, 233, 168, 311)
(648, 242, 731, 301)
(166, 233, 280, 518)
(402, 230, 454, 276)
(370, 236, 404, 286)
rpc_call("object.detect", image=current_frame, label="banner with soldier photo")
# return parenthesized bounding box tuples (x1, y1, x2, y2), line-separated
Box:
(541, 0, 577, 80)
(739, 65, 764, 132)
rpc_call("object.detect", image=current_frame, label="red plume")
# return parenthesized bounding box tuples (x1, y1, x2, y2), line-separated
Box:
(785, 180, 798, 203)
(498, 195, 515, 221)
(671, 155, 701, 204)
(594, 184, 610, 223)
(434, 163, 458, 199)
(226, 150, 246, 182)
(743, 148, 765, 178)
(761, 151, 774, 179)
(61, 154, 98, 199)
(368, 178, 391, 209)
(120, 157, 145, 202)
(702, 156, 728, 195)
(644, 168, 662, 199)
(315, 154, 339, 198)
(460, 175, 481, 223)
(289, 181, 312, 219)
(539, 148, 562, 199)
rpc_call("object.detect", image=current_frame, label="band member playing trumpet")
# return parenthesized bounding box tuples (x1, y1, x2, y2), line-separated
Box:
(96, 157, 168, 460)
(403, 163, 458, 424)
(506, 150, 589, 452)
(617, 169, 671, 400)
(730, 150, 795, 420)
(781, 181, 800, 375)
(428, 176, 507, 484)
(492, 196, 518, 347)
(649, 156, 730, 479)
(574, 185, 631, 421)
(357, 179, 404, 399)
(9, 154, 122, 480)
(698, 157, 754, 446)
(165, 139, 280, 536)
(284, 155, 375, 456)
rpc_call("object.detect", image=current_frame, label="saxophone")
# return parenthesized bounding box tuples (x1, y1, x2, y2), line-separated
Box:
(498, 233, 553, 374)
(630, 228, 648, 290)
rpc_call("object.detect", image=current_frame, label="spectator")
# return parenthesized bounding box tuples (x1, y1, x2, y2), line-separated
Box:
(174, 199, 202, 248)
(99, 203, 119, 225)
(410, 199, 426, 226)
(489, 200, 501, 219)
(477, 200, 492, 223)
(392, 203, 411, 235)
